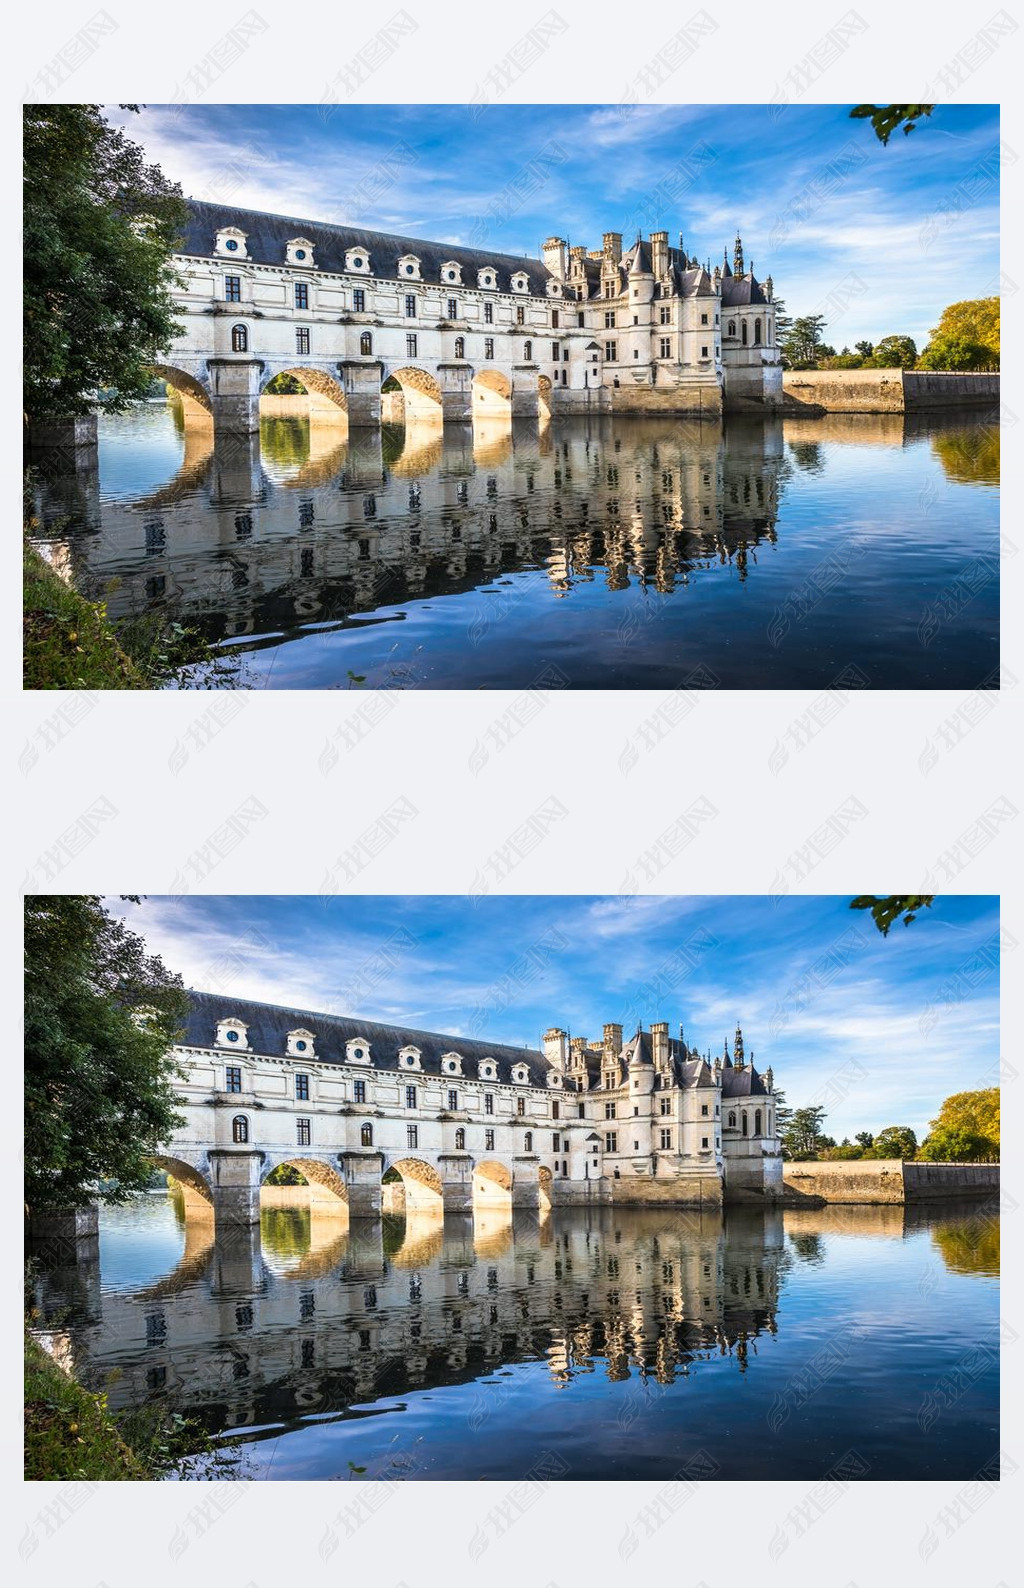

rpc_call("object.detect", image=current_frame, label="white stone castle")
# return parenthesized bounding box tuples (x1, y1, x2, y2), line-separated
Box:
(159, 992, 783, 1229)
(159, 200, 782, 435)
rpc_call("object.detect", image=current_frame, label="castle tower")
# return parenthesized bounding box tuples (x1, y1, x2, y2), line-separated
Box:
(629, 1030, 655, 1096)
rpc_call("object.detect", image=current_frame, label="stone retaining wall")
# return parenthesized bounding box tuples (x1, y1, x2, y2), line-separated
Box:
(781, 369, 999, 414)
(782, 1159, 999, 1204)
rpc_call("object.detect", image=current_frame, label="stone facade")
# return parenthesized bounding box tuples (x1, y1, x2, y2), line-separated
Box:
(158, 992, 783, 1230)
(157, 201, 781, 435)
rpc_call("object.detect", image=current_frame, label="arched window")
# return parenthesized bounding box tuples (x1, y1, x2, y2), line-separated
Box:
(741, 321, 748, 345)
(728, 320, 735, 338)
(768, 321, 773, 346)
(455, 1127, 466, 1149)
(741, 1113, 748, 1135)
(524, 340, 532, 360)
(524, 1131, 533, 1152)
(728, 1112, 736, 1128)
(232, 1115, 249, 1143)
(755, 1108, 762, 1135)
(454, 336, 465, 359)
(360, 331, 372, 355)
(754, 318, 762, 345)
(360, 1123, 373, 1147)
(231, 324, 248, 352)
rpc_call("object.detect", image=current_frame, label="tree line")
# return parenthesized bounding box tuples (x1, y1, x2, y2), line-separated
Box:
(775, 1088, 999, 1164)
(776, 298, 999, 374)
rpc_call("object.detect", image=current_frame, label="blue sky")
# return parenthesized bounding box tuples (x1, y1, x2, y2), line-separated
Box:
(107, 895, 1000, 1142)
(108, 102, 999, 350)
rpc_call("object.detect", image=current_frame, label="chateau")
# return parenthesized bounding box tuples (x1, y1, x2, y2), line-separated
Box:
(159, 199, 782, 436)
(159, 991, 783, 1230)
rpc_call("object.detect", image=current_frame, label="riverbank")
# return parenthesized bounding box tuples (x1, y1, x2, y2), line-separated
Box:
(780, 368, 999, 414)
(23, 539, 146, 689)
(782, 1159, 999, 1205)
(25, 1330, 150, 1479)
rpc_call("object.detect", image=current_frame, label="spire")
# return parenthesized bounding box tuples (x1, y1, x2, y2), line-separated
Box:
(734, 233, 744, 275)
(722, 246, 732, 279)
(734, 1024, 745, 1069)
(765, 1064, 773, 1090)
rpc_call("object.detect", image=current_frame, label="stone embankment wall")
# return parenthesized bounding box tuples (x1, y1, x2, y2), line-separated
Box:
(781, 370, 999, 414)
(783, 1160, 999, 1204)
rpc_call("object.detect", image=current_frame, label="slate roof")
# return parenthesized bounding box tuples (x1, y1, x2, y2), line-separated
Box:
(182, 989, 549, 1085)
(720, 1064, 770, 1098)
(178, 199, 553, 295)
(721, 274, 769, 307)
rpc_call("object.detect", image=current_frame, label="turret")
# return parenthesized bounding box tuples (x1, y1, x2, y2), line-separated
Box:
(629, 1029, 655, 1095)
(764, 1065, 773, 1092)
(765, 274, 774, 303)
(543, 236, 566, 281)
(628, 239, 654, 303)
(543, 1027, 567, 1068)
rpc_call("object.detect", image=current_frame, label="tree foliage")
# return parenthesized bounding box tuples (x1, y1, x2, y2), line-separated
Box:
(919, 298, 999, 371)
(24, 896, 190, 1209)
(919, 1089, 999, 1161)
(850, 104, 935, 145)
(780, 314, 829, 369)
(870, 334, 918, 369)
(849, 895, 935, 936)
(23, 104, 188, 419)
(870, 1125, 918, 1160)
(781, 1104, 829, 1160)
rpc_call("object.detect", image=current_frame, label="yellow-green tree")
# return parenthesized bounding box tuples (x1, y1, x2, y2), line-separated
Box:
(918, 1088, 999, 1161)
(919, 298, 999, 370)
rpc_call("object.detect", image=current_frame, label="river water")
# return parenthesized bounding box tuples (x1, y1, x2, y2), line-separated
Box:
(28, 404, 999, 689)
(29, 1195, 998, 1481)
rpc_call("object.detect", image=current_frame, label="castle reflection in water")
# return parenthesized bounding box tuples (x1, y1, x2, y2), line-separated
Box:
(30, 1197, 993, 1449)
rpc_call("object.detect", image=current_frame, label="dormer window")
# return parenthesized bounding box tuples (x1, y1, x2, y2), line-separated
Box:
(399, 1046, 422, 1070)
(511, 271, 530, 293)
(346, 1038, 372, 1064)
(286, 237, 316, 268)
(397, 253, 422, 280)
(286, 1028, 316, 1058)
(477, 268, 497, 290)
(345, 249, 371, 274)
(478, 1060, 496, 1080)
(440, 261, 463, 285)
(512, 1065, 530, 1085)
(547, 280, 562, 298)
(215, 227, 248, 259)
(215, 1016, 249, 1049)
(441, 1052, 464, 1077)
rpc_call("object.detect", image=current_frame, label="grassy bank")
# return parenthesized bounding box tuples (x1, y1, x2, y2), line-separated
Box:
(25, 1331, 149, 1480)
(23, 540, 146, 690)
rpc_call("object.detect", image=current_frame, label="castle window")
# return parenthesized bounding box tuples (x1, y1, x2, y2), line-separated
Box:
(296, 327, 310, 354)
(728, 321, 735, 337)
(485, 338, 494, 359)
(742, 1114, 748, 1135)
(552, 1133, 560, 1151)
(225, 1065, 242, 1092)
(701, 1103, 709, 1116)
(660, 1098, 670, 1116)
(551, 341, 560, 360)
(577, 311, 585, 327)
(295, 1073, 309, 1100)
(485, 1093, 494, 1114)
(485, 1129, 495, 1150)
(605, 341, 616, 362)
(484, 302, 494, 324)
(552, 1101, 560, 1120)
(755, 1109, 762, 1135)
(605, 1101, 615, 1119)
(660, 1129, 672, 1149)
(701, 346, 708, 358)
(516, 305, 525, 325)
(701, 312, 708, 325)
(768, 321, 773, 346)
(297, 1117, 311, 1146)
(660, 306, 670, 325)
(405, 294, 417, 317)
(605, 1131, 617, 1153)
(360, 1123, 373, 1146)
(551, 310, 559, 328)
(406, 334, 418, 358)
(231, 324, 248, 352)
(225, 275, 241, 302)
(754, 318, 762, 345)
(729, 1112, 736, 1128)
(232, 1115, 249, 1143)
(406, 1084, 417, 1109)
(454, 336, 465, 358)
(407, 1124, 418, 1148)
(605, 284, 615, 298)
(225, 238, 238, 251)
(634, 349, 640, 359)
(447, 1088, 459, 1111)
(524, 340, 532, 359)
(360, 331, 372, 355)
(702, 1136, 709, 1149)
(447, 297, 458, 319)
(295, 282, 309, 309)
(660, 338, 671, 358)
(517, 1096, 526, 1117)
(578, 1103, 585, 1118)
(455, 1128, 466, 1149)
(524, 1131, 533, 1151)
(353, 288, 366, 312)
(742, 322, 748, 345)
(605, 310, 615, 329)
(353, 1079, 366, 1104)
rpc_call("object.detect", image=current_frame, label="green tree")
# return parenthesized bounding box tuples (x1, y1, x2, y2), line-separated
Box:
(854, 1131, 874, 1150)
(820, 1143, 864, 1160)
(870, 1125, 918, 1160)
(781, 1104, 829, 1160)
(870, 334, 918, 368)
(919, 1088, 999, 1161)
(781, 314, 829, 369)
(265, 1163, 308, 1185)
(849, 895, 935, 936)
(849, 104, 935, 145)
(854, 341, 874, 359)
(918, 335, 997, 372)
(23, 104, 188, 420)
(263, 372, 307, 395)
(24, 896, 189, 1210)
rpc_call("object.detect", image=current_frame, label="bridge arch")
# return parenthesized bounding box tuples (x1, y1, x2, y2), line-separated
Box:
(473, 1160, 513, 1209)
(151, 364, 213, 425)
(538, 1164, 553, 1211)
(150, 1154, 215, 1221)
(538, 374, 553, 420)
(385, 366, 444, 423)
(388, 1156, 444, 1213)
(259, 366, 348, 424)
(473, 368, 512, 418)
(260, 1157, 349, 1208)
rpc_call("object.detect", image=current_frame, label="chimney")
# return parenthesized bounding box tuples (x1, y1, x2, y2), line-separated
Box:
(543, 1027, 567, 1068)
(602, 1022, 623, 1066)
(602, 231, 622, 265)
(651, 1020, 669, 1069)
(543, 236, 567, 281)
(650, 230, 668, 279)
